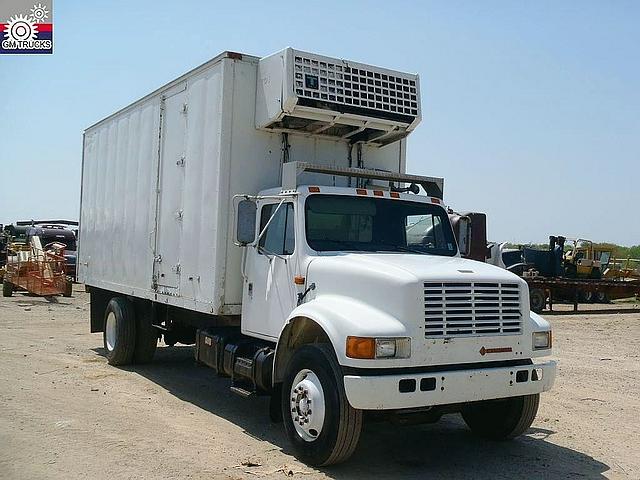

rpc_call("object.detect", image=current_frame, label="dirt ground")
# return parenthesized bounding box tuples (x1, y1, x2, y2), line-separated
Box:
(0, 286, 638, 480)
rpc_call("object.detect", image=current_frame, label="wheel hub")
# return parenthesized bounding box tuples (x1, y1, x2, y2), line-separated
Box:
(105, 311, 117, 351)
(290, 369, 326, 442)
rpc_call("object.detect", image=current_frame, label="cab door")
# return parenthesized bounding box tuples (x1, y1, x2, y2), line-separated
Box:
(241, 201, 297, 340)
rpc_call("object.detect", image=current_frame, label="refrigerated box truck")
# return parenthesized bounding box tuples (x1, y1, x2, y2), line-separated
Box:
(79, 48, 556, 466)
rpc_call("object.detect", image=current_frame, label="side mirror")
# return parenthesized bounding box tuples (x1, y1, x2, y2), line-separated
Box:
(236, 199, 257, 246)
(456, 216, 472, 257)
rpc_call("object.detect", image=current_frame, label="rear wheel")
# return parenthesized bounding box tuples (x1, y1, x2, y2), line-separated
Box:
(579, 290, 594, 303)
(133, 303, 158, 364)
(281, 344, 362, 466)
(462, 394, 540, 440)
(103, 297, 136, 366)
(2, 280, 13, 297)
(595, 291, 609, 303)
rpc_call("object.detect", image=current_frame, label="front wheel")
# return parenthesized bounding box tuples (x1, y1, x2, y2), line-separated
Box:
(2, 280, 13, 297)
(281, 344, 362, 466)
(462, 394, 540, 440)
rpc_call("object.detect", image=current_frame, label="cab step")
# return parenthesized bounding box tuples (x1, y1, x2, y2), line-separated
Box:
(230, 385, 254, 398)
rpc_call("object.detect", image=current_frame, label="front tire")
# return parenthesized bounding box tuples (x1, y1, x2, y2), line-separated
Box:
(103, 297, 136, 366)
(2, 280, 13, 297)
(63, 280, 73, 298)
(281, 344, 362, 466)
(462, 394, 540, 440)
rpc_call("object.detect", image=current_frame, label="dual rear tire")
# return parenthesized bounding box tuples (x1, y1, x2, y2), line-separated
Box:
(103, 297, 158, 366)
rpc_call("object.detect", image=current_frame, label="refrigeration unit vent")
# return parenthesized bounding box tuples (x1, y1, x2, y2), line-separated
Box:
(255, 48, 422, 146)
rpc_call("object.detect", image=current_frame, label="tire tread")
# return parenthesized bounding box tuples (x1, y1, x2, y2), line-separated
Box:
(282, 343, 362, 466)
(462, 393, 540, 440)
(507, 393, 539, 439)
(133, 303, 158, 364)
(315, 344, 362, 465)
(104, 297, 136, 366)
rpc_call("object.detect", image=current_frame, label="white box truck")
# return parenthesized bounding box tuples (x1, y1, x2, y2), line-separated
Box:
(79, 48, 556, 466)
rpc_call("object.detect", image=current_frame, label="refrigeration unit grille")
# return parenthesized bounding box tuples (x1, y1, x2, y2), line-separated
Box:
(423, 282, 522, 338)
(256, 48, 422, 145)
(293, 54, 419, 118)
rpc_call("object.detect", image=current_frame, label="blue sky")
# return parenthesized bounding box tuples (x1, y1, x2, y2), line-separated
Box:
(1, 0, 638, 245)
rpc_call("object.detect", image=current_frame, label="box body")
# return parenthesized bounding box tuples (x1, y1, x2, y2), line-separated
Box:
(79, 51, 406, 316)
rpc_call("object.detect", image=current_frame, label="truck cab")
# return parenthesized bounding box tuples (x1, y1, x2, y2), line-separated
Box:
(233, 162, 555, 465)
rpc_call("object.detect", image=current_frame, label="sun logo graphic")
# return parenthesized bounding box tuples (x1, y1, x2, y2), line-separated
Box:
(5, 15, 38, 42)
(1, 2, 53, 54)
(30, 3, 49, 23)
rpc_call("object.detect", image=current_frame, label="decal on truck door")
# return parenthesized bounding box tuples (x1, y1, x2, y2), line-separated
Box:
(153, 84, 187, 293)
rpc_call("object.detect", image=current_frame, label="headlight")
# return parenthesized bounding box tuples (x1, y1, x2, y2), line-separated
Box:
(533, 331, 552, 350)
(346, 336, 411, 359)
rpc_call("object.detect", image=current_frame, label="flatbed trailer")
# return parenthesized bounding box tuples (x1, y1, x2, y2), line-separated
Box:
(525, 276, 640, 313)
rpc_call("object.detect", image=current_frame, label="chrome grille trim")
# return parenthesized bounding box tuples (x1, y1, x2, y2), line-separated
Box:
(423, 282, 522, 338)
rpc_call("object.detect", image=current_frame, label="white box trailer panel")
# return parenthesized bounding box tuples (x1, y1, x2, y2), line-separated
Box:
(79, 52, 406, 316)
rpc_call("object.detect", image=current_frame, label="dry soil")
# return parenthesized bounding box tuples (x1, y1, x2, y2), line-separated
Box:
(1, 286, 639, 479)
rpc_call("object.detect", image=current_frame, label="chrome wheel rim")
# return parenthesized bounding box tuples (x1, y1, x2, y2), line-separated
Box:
(105, 312, 116, 351)
(290, 368, 326, 442)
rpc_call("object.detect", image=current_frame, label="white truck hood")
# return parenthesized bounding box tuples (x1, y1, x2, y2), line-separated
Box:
(305, 253, 532, 367)
(308, 253, 521, 284)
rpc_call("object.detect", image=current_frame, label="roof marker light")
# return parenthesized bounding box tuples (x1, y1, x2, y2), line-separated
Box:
(356, 189, 368, 196)
(308, 186, 320, 193)
(373, 190, 384, 196)
(390, 192, 400, 198)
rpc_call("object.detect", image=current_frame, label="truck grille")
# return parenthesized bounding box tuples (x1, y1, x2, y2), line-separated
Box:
(423, 282, 522, 338)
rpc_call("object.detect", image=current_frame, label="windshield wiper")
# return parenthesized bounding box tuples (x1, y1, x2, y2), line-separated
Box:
(316, 239, 367, 251)
(373, 243, 429, 255)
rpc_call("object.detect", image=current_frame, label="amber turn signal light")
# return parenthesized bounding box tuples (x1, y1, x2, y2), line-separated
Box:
(293, 275, 305, 285)
(346, 336, 376, 359)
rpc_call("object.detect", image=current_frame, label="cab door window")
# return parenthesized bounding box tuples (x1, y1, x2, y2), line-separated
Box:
(259, 203, 295, 255)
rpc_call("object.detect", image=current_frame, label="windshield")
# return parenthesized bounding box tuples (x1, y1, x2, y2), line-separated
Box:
(305, 195, 457, 256)
(40, 233, 76, 251)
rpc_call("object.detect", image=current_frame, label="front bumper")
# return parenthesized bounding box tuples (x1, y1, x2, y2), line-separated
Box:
(343, 360, 557, 410)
